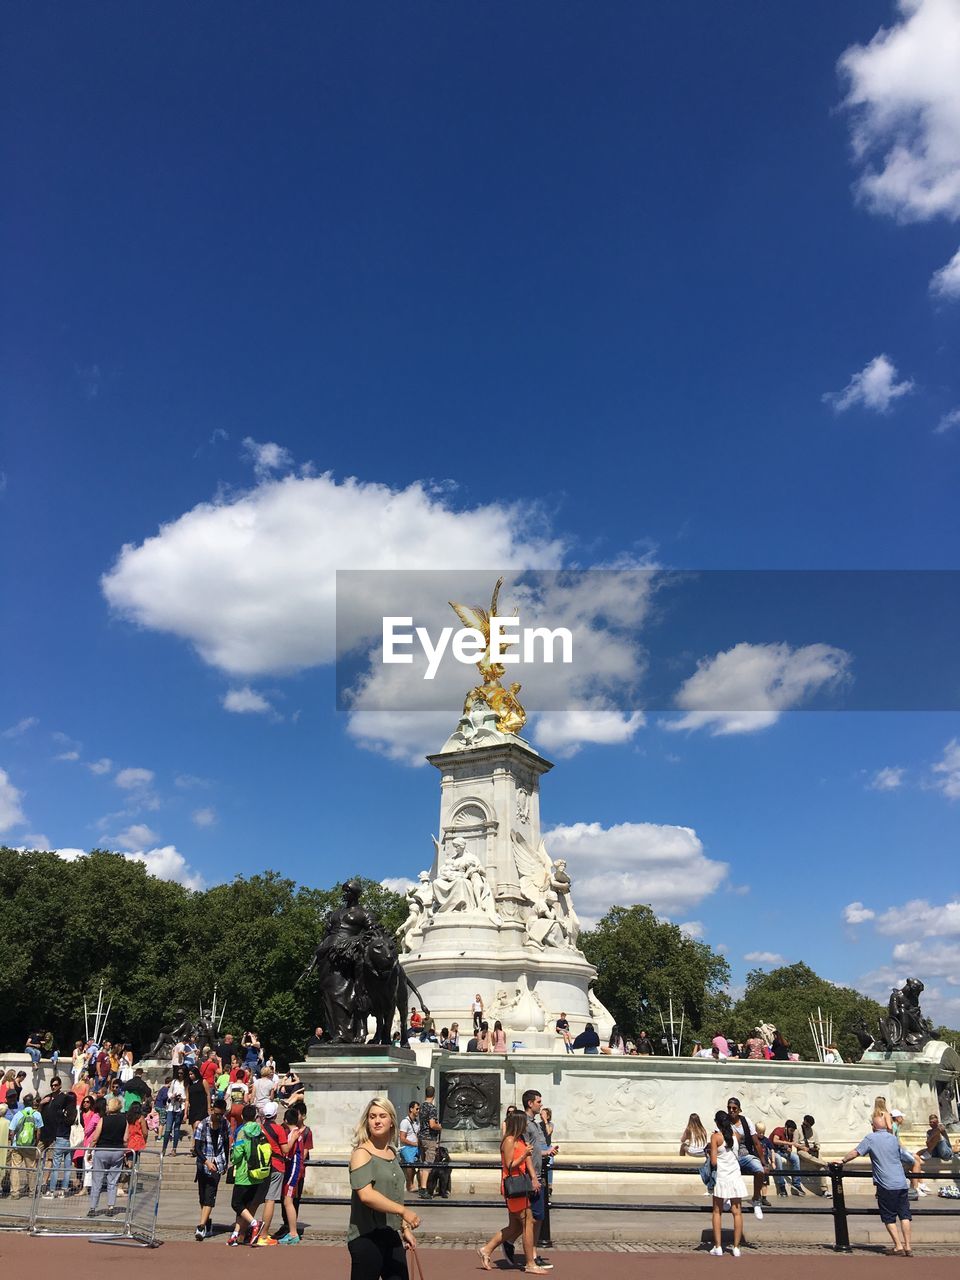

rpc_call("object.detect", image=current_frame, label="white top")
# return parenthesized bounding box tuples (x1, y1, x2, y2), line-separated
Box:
(165, 1080, 186, 1112)
(399, 1116, 419, 1145)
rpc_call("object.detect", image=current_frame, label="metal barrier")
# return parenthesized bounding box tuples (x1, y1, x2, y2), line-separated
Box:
(301, 1155, 960, 1253)
(0, 1144, 162, 1247)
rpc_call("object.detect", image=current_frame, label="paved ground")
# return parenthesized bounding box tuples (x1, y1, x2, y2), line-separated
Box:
(1, 1236, 959, 1279)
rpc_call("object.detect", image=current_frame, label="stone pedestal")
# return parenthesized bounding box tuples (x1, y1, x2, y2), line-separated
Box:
(860, 1039, 960, 1130)
(401, 723, 610, 1045)
(292, 1047, 427, 1195)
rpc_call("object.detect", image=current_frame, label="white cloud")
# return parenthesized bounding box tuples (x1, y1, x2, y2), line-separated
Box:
(0, 768, 27, 833)
(844, 901, 877, 925)
(838, 0, 960, 223)
(744, 951, 785, 965)
(127, 845, 205, 890)
(875, 897, 960, 937)
(823, 354, 914, 414)
(175, 773, 211, 789)
(22, 833, 50, 850)
(345, 711, 452, 766)
(242, 437, 294, 479)
(381, 876, 416, 894)
(667, 641, 850, 735)
(533, 705, 645, 758)
(678, 920, 705, 939)
(45, 843, 205, 891)
(930, 246, 960, 297)
(222, 686, 272, 715)
(891, 939, 960, 976)
(115, 767, 155, 790)
(543, 820, 729, 919)
(869, 765, 906, 791)
(87, 757, 113, 776)
(191, 807, 217, 828)
(2, 716, 38, 738)
(55, 750, 81, 762)
(935, 407, 960, 433)
(931, 738, 960, 798)
(113, 823, 159, 851)
(102, 473, 562, 678)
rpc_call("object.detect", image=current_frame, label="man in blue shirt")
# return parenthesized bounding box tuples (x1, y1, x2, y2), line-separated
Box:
(835, 1116, 922, 1255)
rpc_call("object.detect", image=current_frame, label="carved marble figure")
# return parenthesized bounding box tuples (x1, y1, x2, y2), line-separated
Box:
(431, 836, 501, 926)
(398, 871, 434, 949)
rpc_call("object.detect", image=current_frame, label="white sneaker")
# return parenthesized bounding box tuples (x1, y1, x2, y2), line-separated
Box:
(917, 1185, 929, 1197)
(753, 1203, 763, 1220)
(732, 1248, 741, 1258)
(709, 1246, 723, 1256)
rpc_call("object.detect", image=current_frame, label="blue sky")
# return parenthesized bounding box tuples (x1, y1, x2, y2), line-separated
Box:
(2, 1, 960, 1022)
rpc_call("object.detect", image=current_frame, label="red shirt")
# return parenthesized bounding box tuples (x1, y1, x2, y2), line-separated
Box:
(199, 1059, 218, 1086)
(410, 1011, 423, 1028)
(261, 1120, 288, 1173)
(771, 1127, 795, 1148)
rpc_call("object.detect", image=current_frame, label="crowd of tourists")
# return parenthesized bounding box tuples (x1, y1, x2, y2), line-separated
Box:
(1, 1029, 315, 1244)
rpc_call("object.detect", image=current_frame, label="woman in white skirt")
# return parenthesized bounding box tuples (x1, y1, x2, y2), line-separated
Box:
(709, 1109, 747, 1256)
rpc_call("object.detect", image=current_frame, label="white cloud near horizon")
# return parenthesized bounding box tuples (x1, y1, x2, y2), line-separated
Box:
(113, 823, 159, 851)
(222, 687, 273, 715)
(931, 738, 960, 798)
(49, 843, 205, 891)
(869, 765, 906, 790)
(0, 768, 27, 833)
(744, 951, 785, 965)
(823, 354, 914, 414)
(543, 820, 729, 919)
(666, 641, 850, 735)
(381, 876, 416, 894)
(838, 0, 960, 223)
(931, 246, 960, 297)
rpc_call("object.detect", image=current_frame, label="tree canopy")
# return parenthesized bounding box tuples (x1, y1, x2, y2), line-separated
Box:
(580, 904, 731, 1044)
(0, 847, 405, 1065)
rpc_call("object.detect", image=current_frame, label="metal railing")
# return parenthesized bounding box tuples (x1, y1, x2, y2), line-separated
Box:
(300, 1154, 960, 1253)
(0, 1144, 163, 1247)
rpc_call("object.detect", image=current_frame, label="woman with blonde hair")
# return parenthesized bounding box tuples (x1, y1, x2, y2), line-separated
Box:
(873, 1096, 894, 1132)
(477, 1110, 549, 1274)
(348, 1097, 421, 1280)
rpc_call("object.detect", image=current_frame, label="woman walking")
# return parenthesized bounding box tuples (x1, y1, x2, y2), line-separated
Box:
(709, 1109, 747, 1257)
(161, 1067, 186, 1156)
(348, 1097, 421, 1280)
(477, 1110, 549, 1274)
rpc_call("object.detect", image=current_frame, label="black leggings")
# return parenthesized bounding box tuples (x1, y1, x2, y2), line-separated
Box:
(349, 1228, 408, 1280)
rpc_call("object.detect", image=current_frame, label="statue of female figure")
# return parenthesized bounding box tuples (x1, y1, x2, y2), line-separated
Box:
(300, 879, 375, 1042)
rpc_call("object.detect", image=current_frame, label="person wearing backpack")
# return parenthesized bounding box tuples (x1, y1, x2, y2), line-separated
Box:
(9, 1092, 43, 1198)
(228, 1104, 270, 1246)
(254, 1098, 292, 1245)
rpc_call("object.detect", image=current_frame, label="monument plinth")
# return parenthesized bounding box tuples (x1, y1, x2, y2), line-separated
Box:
(399, 707, 612, 1046)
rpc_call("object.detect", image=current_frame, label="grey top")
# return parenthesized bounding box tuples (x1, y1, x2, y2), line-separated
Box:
(348, 1150, 406, 1242)
(856, 1131, 910, 1191)
(524, 1112, 548, 1162)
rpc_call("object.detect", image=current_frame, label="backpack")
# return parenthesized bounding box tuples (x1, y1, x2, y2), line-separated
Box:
(15, 1110, 38, 1147)
(241, 1128, 272, 1183)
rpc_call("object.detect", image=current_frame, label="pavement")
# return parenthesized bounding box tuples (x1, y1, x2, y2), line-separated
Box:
(1, 1235, 960, 1280)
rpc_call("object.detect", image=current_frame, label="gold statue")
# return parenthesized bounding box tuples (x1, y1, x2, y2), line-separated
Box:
(448, 576, 527, 736)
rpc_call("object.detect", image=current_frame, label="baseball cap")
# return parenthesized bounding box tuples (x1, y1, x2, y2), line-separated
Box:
(261, 1100, 279, 1119)
(891, 1109, 903, 1118)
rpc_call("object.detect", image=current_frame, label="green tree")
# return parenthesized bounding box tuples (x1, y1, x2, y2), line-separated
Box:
(0, 849, 404, 1067)
(728, 962, 885, 1063)
(580, 904, 730, 1044)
